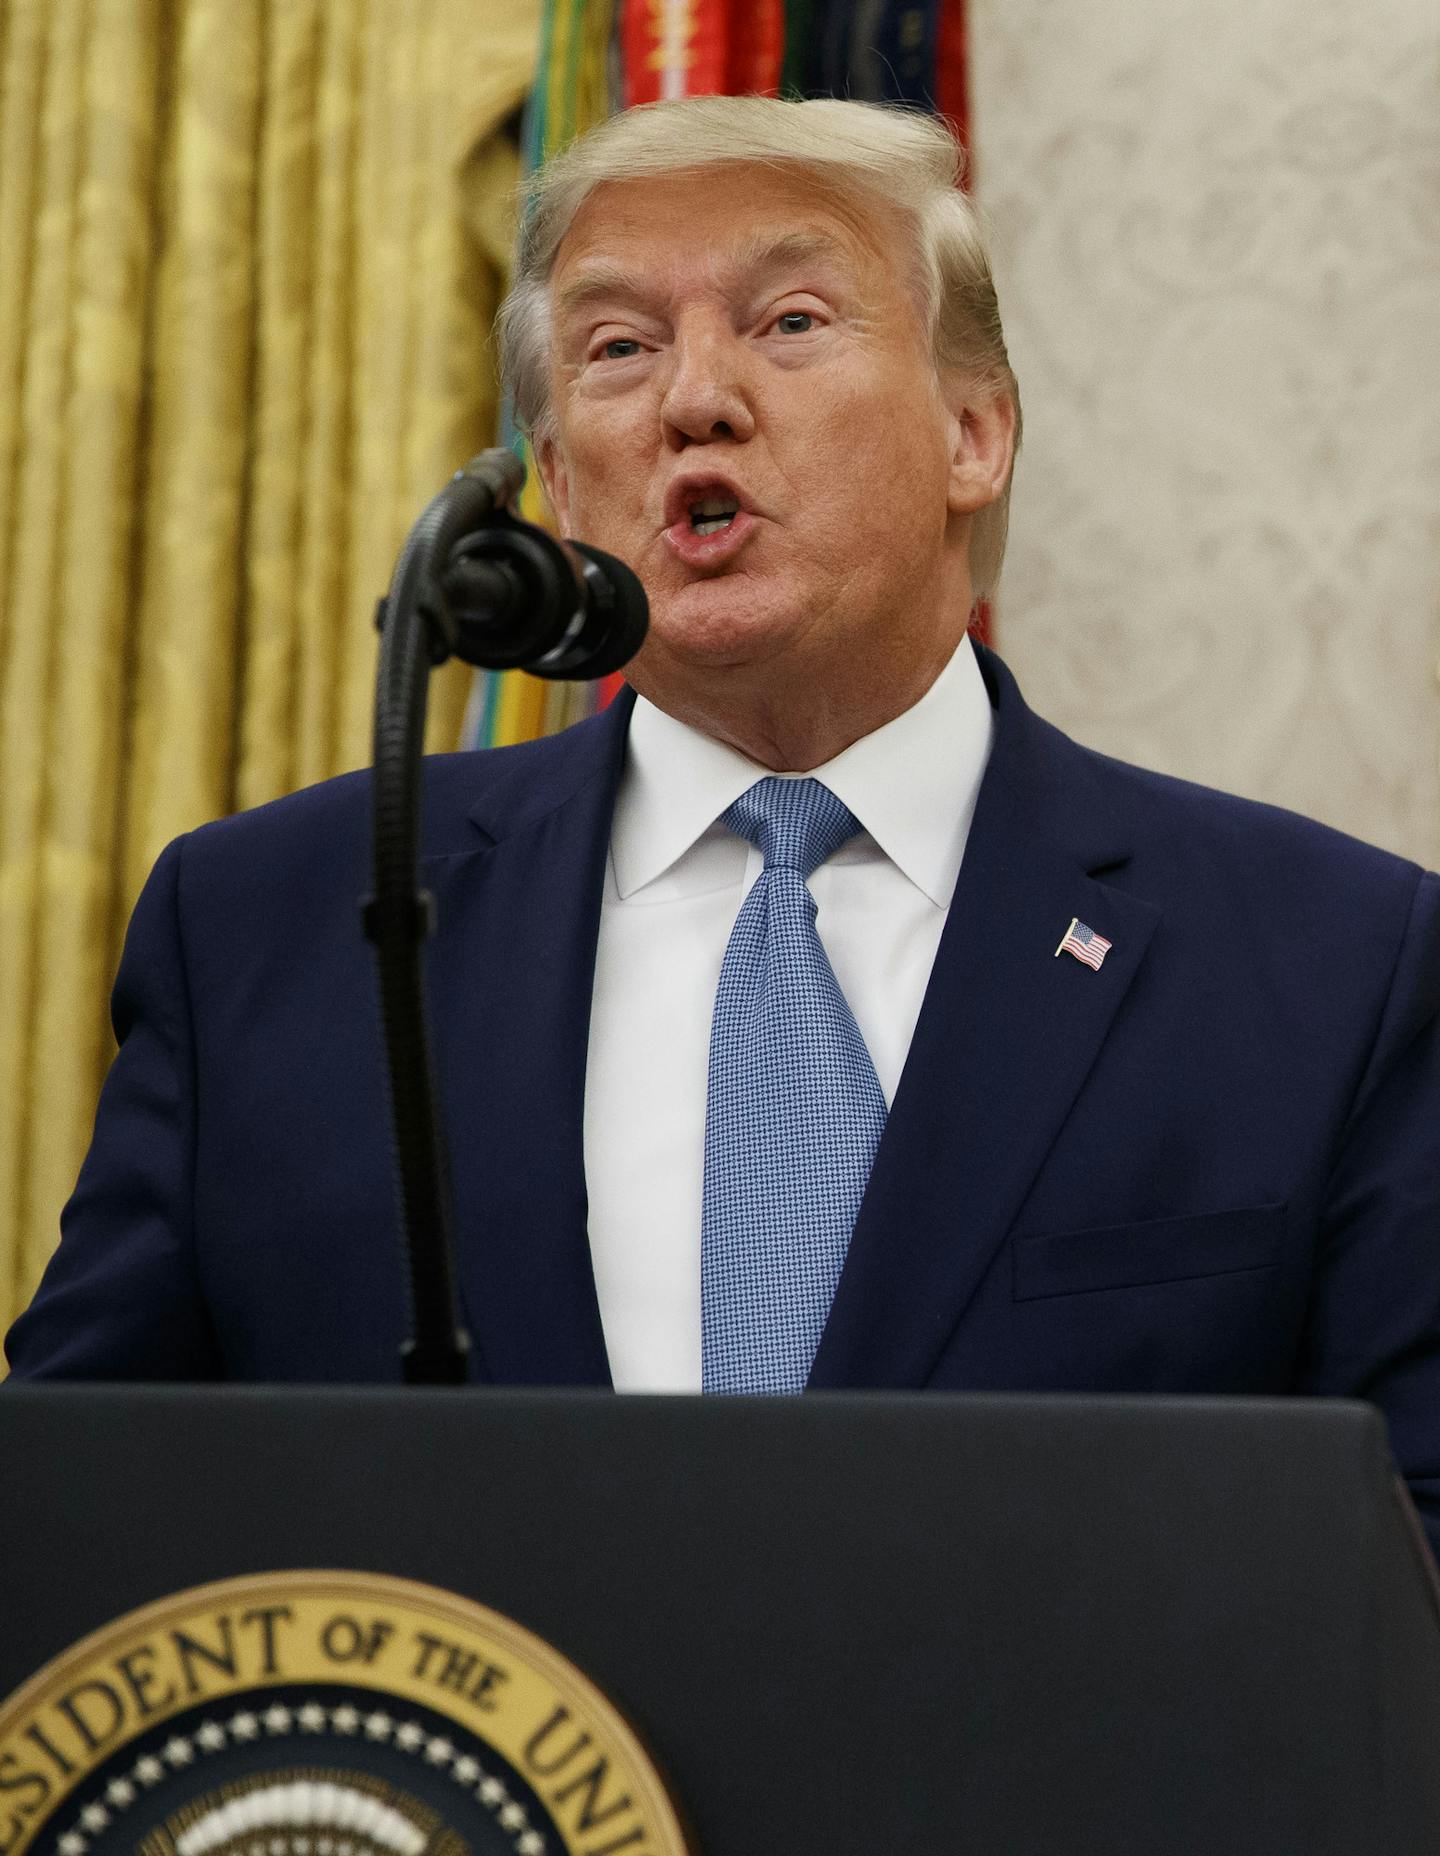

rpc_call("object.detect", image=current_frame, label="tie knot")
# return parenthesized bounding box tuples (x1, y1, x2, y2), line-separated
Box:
(722, 777, 862, 879)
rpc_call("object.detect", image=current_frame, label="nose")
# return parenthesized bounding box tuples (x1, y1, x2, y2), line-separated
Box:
(659, 315, 756, 449)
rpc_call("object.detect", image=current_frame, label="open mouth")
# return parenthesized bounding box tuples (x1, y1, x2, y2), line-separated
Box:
(689, 495, 740, 537)
(663, 478, 755, 565)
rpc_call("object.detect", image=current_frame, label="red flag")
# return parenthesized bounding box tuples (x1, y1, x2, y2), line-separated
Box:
(622, 0, 729, 105)
(725, 0, 785, 96)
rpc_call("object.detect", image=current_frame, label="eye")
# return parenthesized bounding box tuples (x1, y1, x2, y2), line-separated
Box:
(600, 337, 641, 359)
(774, 311, 815, 334)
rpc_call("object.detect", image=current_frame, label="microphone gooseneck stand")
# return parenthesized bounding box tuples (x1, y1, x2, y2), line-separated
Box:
(366, 450, 648, 1385)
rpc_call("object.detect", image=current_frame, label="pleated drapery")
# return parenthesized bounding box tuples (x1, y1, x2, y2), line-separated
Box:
(0, 0, 539, 1340)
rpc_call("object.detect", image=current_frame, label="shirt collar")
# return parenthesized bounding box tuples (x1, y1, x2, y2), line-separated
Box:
(611, 632, 995, 907)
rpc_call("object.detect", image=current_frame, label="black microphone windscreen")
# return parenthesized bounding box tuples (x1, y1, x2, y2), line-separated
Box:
(538, 542, 648, 680)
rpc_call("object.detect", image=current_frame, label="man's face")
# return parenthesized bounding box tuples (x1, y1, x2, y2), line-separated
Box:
(539, 163, 999, 716)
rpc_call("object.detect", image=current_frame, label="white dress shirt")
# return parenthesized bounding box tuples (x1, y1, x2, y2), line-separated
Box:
(583, 634, 995, 1391)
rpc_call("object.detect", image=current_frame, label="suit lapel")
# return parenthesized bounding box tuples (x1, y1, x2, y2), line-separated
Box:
(811, 652, 1163, 1388)
(420, 695, 633, 1386)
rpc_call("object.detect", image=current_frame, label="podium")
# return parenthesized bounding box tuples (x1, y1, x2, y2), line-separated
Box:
(3, 1385, 1439, 1855)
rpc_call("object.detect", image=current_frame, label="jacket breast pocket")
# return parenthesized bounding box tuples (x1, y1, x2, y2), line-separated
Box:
(1012, 1204, 1287, 1302)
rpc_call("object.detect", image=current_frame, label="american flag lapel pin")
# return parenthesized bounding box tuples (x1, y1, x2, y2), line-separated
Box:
(1055, 917, 1112, 970)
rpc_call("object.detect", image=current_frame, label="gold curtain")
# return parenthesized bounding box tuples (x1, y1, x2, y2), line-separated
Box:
(0, 0, 539, 1342)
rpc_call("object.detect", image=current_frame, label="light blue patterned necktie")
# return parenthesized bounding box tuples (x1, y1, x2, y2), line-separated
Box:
(702, 777, 889, 1393)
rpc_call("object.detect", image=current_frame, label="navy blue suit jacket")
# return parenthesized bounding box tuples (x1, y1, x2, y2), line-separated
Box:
(9, 648, 1440, 1547)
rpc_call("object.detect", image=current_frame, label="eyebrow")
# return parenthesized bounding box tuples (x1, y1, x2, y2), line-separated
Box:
(553, 229, 849, 323)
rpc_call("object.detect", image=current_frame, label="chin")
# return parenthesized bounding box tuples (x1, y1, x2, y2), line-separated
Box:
(641, 578, 811, 669)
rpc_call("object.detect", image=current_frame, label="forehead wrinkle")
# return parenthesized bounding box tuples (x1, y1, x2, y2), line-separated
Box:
(723, 227, 851, 287)
(553, 225, 858, 328)
(554, 258, 658, 322)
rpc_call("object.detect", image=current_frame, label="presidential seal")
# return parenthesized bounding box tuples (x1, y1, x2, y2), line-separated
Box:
(0, 1572, 691, 1856)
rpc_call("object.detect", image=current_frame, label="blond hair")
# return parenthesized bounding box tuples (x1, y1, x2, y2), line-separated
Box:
(498, 95, 1021, 596)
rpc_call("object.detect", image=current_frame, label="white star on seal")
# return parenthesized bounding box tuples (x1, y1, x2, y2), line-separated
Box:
(80, 1805, 109, 1832)
(452, 1756, 480, 1783)
(394, 1721, 424, 1751)
(479, 1777, 506, 1805)
(164, 1737, 194, 1766)
(363, 1712, 392, 1740)
(517, 1835, 546, 1855)
(106, 1779, 136, 1807)
(329, 1707, 360, 1733)
(229, 1712, 260, 1740)
(134, 1756, 165, 1785)
(263, 1705, 292, 1734)
(196, 1721, 227, 1751)
(58, 1833, 86, 1856)
(500, 1803, 527, 1830)
(423, 1735, 453, 1764)
(298, 1704, 327, 1732)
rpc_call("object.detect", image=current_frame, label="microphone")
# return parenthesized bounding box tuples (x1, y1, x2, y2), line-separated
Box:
(438, 519, 648, 679)
(366, 450, 647, 1385)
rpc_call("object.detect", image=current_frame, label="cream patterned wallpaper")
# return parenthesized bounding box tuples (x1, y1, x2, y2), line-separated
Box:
(969, 0, 1440, 866)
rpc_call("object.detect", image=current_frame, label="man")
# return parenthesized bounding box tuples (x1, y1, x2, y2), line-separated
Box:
(8, 99, 1440, 1551)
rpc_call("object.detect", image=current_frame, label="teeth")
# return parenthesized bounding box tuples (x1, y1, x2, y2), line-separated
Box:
(681, 490, 741, 537)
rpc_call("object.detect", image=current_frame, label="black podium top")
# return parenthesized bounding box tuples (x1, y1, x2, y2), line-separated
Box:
(3, 1388, 1438, 1856)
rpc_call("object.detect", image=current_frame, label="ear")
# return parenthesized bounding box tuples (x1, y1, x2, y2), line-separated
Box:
(942, 386, 1016, 518)
(535, 435, 573, 536)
